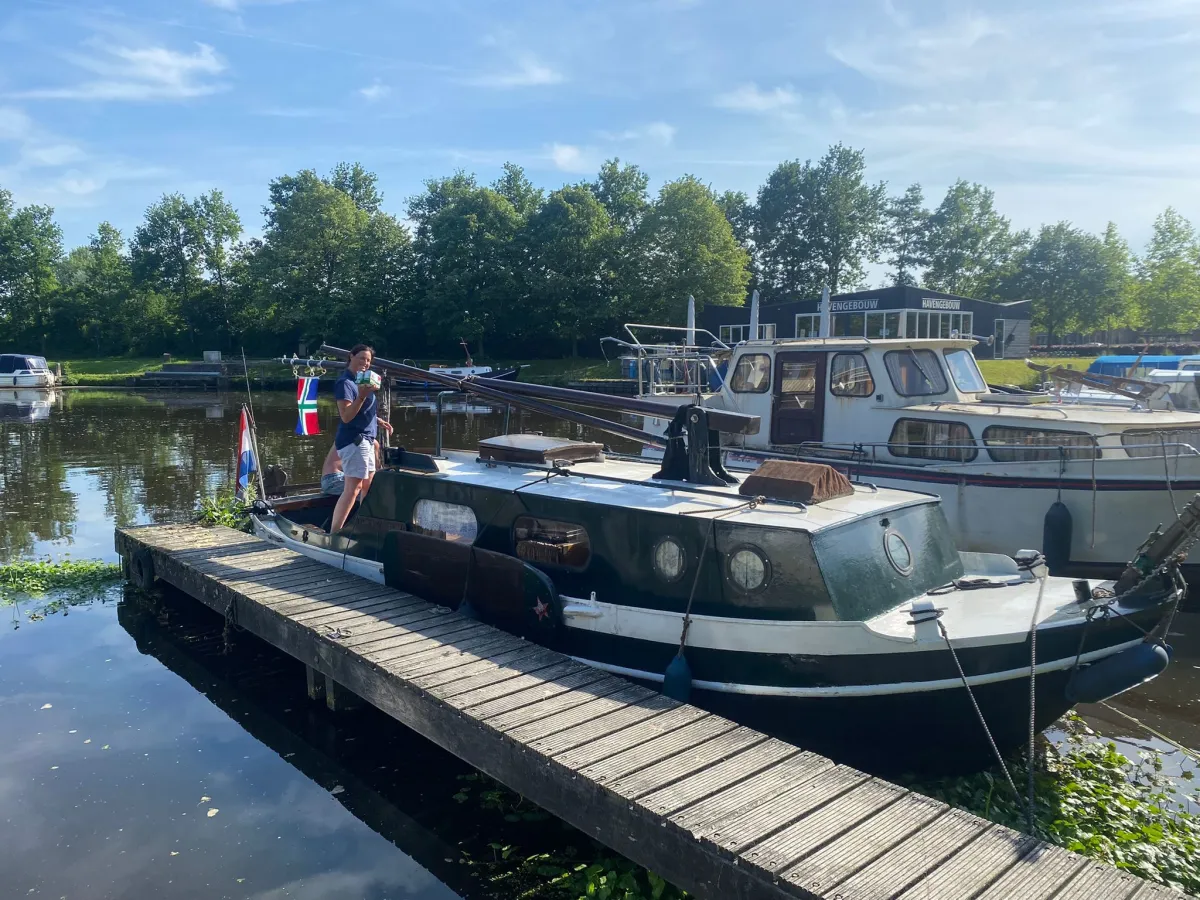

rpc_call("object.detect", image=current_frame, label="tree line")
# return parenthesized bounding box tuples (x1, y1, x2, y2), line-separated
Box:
(2, 146, 1199, 359)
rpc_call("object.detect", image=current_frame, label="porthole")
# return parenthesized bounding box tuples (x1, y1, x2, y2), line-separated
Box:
(653, 538, 686, 583)
(728, 546, 770, 592)
(884, 529, 914, 576)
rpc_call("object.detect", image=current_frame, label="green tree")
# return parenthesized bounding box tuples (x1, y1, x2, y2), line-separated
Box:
(492, 163, 543, 219)
(754, 144, 885, 299)
(924, 180, 1026, 299)
(1136, 208, 1200, 332)
(591, 158, 650, 232)
(0, 195, 63, 352)
(329, 162, 383, 214)
(419, 187, 522, 353)
(1096, 222, 1135, 334)
(258, 169, 369, 342)
(637, 175, 749, 322)
(56, 222, 132, 353)
(1014, 222, 1112, 347)
(407, 171, 479, 243)
(882, 184, 929, 286)
(355, 211, 417, 350)
(522, 185, 617, 355)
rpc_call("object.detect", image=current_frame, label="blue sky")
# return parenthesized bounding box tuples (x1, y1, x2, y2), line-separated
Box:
(2, 0, 1199, 256)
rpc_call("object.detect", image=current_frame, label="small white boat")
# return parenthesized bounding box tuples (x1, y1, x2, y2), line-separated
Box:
(0, 353, 55, 388)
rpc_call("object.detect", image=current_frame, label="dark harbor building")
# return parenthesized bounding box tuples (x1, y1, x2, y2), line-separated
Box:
(701, 285, 1032, 360)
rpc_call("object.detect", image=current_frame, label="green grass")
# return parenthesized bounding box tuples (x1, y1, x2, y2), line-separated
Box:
(978, 356, 1097, 388)
(47, 357, 193, 387)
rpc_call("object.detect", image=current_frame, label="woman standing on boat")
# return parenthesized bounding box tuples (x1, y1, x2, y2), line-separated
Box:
(330, 344, 390, 532)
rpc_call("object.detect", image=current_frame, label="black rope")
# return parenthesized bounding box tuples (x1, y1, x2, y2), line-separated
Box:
(938, 620, 1023, 807)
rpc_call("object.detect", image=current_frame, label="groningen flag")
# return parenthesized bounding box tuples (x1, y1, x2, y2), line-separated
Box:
(295, 376, 320, 435)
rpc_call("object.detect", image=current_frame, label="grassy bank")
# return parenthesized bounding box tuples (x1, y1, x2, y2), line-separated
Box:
(977, 356, 1096, 388)
(49, 357, 190, 386)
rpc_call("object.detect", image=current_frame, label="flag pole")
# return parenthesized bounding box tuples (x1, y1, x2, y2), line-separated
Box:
(240, 347, 267, 500)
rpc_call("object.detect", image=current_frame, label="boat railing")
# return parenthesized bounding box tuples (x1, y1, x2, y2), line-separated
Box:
(722, 438, 1200, 466)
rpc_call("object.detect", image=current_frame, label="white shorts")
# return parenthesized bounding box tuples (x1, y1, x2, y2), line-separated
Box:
(337, 440, 376, 480)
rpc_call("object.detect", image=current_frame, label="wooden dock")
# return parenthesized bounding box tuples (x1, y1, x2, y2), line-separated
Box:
(114, 523, 1186, 900)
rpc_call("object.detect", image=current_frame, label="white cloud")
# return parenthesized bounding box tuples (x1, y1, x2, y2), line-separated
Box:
(548, 142, 592, 173)
(358, 81, 391, 101)
(600, 121, 677, 146)
(0, 105, 87, 170)
(19, 41, 227, 101)
(713, 83, 799, 114)
(468, 55, 563, 89)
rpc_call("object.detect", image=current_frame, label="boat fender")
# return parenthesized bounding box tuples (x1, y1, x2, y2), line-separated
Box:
(1042, 501, 1073, 575)
(662, 654, 692, 702)
(1065, 641, 1171, 704)
(129, 549, 156, 591)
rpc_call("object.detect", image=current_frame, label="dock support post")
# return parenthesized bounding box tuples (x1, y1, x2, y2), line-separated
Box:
(325, 677, 363, 712)
(305, 665, 326, 703)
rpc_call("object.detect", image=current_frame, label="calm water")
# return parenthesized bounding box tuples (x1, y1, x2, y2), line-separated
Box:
(2, 388, 1199, 899)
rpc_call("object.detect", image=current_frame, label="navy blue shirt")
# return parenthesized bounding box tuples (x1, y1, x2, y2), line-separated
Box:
(333, 369, 378, 450)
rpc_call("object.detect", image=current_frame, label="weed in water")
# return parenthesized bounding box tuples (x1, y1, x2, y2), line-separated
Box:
(195, 484, 256, 532)
(1, 558, 123, 625)
(909, 715, 1199, 894)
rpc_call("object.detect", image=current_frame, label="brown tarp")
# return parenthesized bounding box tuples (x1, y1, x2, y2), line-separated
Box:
(738, 459, 854, 504)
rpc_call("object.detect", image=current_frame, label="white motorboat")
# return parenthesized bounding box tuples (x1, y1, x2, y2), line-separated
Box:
(0, 353, 55, 388)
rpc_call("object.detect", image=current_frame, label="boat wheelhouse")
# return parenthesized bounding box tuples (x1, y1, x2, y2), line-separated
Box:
(634, 334, 1200, 582)
(0, 353, 55, 388)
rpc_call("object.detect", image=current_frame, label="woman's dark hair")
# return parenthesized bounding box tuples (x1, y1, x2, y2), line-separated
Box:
(348, 343, 374, 360)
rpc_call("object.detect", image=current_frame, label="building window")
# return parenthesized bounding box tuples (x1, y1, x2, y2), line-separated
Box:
(905, 311, 973, 341)
(729, 353, 772, 393)
(943, 349, 987, 392)
(865, 311, 902, 339)
(982, 426, 1100, 463)
(888, 419, 978, 462)
(411, 499, 478, 542)
(514, 516, 591, 568)
(884, 349, 949, 396)
(795, 314, 820, 337)
(719, 323, 775, 344)
(829, 353, 874, 397)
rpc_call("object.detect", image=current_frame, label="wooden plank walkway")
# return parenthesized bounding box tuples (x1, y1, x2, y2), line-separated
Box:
(114, 524, 1189, 900)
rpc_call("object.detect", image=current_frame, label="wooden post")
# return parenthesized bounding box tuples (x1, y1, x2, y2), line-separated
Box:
(305, 665, 326, 702)
(325, 677, 363, 712)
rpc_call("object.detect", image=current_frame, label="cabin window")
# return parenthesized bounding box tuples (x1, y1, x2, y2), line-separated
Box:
(730, 353, 772, 393)
(727, 545, 771, 593)
(411, 499, 478, 542)
(982, 426, 1100, 462)
(829, 353, 874, 397)
(884, 349, 948, 396)
(26, 356, 48, 371)
(514, 516, 591, 569)
(1120, 428, 1200, 458)
(943, 349, 987, 393)
(888, 418, 977, 462)
(0, 356, 14, 374)
(653, 538, 687, 582)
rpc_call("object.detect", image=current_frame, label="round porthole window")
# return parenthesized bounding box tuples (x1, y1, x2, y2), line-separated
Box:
(728, 546, 770, 592)
(653, 538, 686, 583)
(884, 529, 914, 576)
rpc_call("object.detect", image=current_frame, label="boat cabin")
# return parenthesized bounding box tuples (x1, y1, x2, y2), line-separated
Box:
(664, 337, 1200, 465)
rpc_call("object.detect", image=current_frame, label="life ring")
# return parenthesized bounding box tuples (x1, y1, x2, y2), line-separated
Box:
(129, 549, 156, 591)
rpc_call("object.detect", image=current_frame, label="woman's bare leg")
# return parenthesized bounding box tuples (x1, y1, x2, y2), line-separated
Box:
(331, 477, 363, 532)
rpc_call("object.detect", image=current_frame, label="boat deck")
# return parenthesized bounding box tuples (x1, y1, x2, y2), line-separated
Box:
(113, 523, 1186, 900)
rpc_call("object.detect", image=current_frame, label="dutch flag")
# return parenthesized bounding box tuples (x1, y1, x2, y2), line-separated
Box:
(237, 407, 257, 498)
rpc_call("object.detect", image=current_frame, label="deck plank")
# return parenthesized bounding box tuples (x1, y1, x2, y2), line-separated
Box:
(972, 842, 1087, 900)
(639, 739, 799, 817)
(606, 727, 766, 801)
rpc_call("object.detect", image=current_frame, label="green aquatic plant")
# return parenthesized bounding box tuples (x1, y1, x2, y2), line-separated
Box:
(0, 558, 122, 602)
(195, 484, 256, 532)
(451, 773, 686, 899)
(910, 716, 1199, 894)
(1, 558, 123, 624)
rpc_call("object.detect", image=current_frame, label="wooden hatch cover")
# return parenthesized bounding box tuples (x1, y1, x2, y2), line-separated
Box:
(478, 433, 604, 465)
(738, 459, 854, 504)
